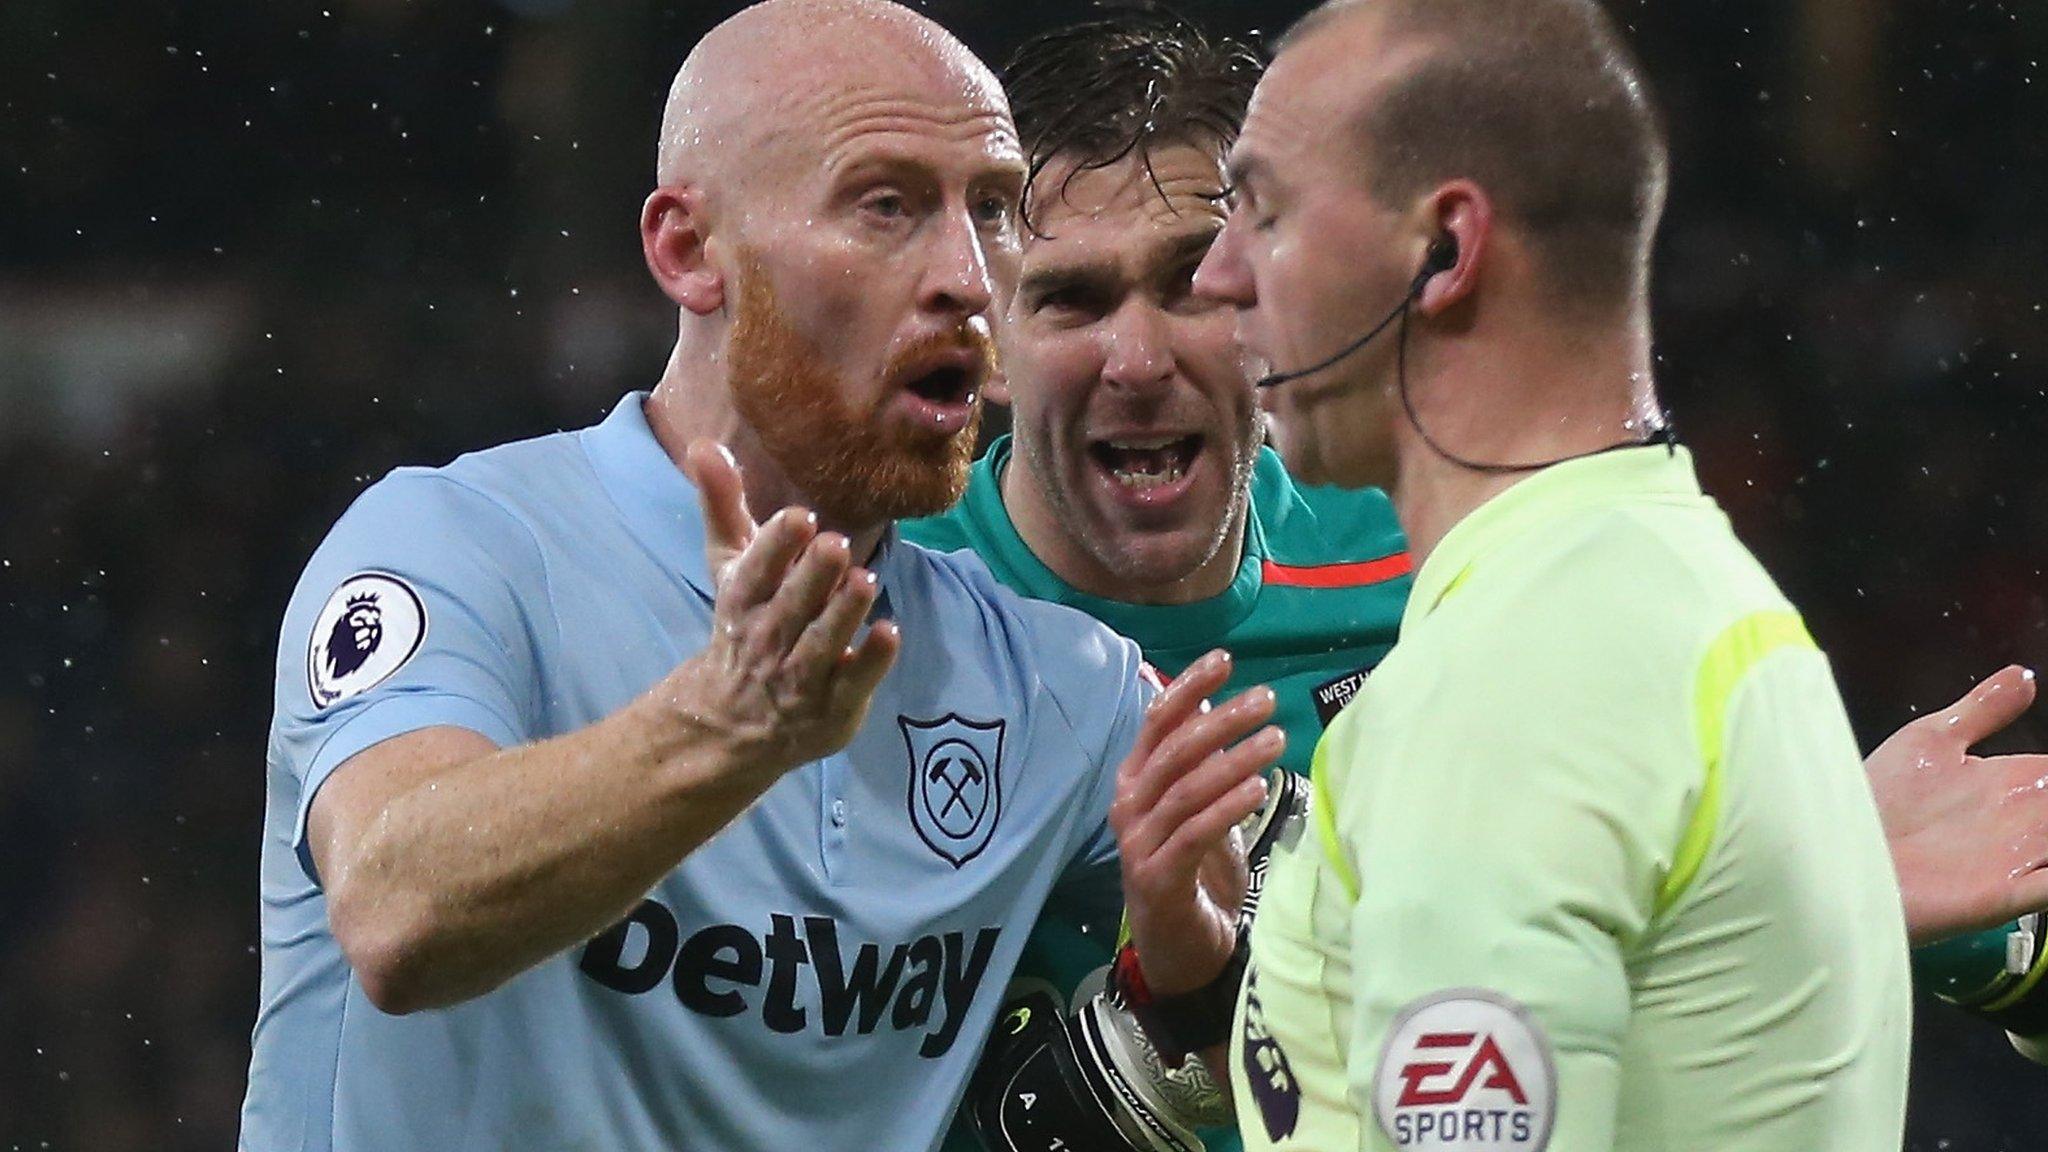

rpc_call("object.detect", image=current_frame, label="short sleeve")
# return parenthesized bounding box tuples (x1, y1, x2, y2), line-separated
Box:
(271, 470, 550, 884)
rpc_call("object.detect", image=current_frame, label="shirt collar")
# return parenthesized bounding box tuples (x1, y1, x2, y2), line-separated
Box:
(1404, 444, 1702, 634)
(964, 436, 1266, 654)
(581, 392, 718, 599)
(580, 392, 905, 603)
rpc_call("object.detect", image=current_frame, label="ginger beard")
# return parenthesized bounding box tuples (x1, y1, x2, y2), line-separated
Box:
(727, 251, 988, 527)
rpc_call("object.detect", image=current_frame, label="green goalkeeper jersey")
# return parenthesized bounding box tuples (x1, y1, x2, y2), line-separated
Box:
(905, 435, 1411, 1152)
(1233, 446, 1911, 1152)
(905, 436, 1412, 776)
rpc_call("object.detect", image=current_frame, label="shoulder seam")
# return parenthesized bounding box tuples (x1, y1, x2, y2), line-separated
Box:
(1656, 610, 1817, 918)
(393, 470, 564, 726)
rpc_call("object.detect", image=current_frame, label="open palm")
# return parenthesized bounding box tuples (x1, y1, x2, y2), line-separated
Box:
(1867, 666, 2048, 946)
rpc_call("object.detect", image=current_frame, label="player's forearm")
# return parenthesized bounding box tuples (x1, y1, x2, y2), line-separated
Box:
(327, 680, 784, 1014)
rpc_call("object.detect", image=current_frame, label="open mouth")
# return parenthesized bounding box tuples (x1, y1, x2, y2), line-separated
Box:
(905, 364, 978, 408)
(891, 356, 984, 436)
(1090, 435, 1203, 492)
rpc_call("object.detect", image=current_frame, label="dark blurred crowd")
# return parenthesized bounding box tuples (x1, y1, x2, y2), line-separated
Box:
(1, 0, 2043, 1147)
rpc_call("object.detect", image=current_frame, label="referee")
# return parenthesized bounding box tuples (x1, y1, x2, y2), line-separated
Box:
(1116, 2, 1911, 1149)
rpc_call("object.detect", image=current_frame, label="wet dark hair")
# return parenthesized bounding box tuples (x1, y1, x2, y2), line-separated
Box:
(1003, 2, 1263, 235)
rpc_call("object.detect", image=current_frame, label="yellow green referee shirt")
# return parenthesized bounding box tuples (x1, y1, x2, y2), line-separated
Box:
(1230, 445, 1911, 1151)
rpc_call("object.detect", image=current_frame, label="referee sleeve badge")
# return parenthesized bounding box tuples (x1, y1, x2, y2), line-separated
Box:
(1239, 962, 1302, 1143)
(1371, 989, 1556, 1150)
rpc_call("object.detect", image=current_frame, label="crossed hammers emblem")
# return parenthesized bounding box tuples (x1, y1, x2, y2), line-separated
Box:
(900, 715, 1005, 867)
(927, 749, 985, 821)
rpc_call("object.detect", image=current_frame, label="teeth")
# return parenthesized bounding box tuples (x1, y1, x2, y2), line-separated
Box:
(1107, 437, 1183, 451)
(1113, 463, 1186, 490)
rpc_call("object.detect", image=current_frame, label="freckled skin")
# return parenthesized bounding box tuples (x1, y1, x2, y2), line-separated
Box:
(649, 0, 1027, 543)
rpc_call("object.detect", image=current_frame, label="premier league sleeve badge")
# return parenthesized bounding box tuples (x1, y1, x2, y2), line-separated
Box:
(307, 571, 428, 709)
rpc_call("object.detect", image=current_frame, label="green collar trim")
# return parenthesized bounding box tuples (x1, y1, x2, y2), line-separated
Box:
(964, 436, 1265, 654)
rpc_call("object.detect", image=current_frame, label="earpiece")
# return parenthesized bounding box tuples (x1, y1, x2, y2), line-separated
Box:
(1254, 233, 1461, 391)
(1422, 235, 1459, 279)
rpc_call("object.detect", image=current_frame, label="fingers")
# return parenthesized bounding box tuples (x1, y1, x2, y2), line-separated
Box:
(1146, 733, 1269, 889)
(1197, 826, 1250, 912)
(1120, 684, 1278, 822)
(685, 438, 822, 617)
(717, 506, 817, 617)
(1940, 665, 2040, 749)
(684, 440, 757, 557)
(762, 532, 853, 653)
(1133, 724, 1284, 860)
(1152, 686, 1277, 787)
(2008, 866, 2048, 926)
(786, 565, 879, 677)
(1125, 650, 1234, 769)
(831, 617, 901, 711)
(1115, 704, 1283, 870)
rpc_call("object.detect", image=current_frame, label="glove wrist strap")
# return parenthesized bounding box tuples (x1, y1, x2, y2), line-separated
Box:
(1113, 930, 1250, 1067)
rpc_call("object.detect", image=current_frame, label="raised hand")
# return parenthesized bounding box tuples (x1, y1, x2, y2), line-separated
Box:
(661, 440, 900, 778)
(1111, 649, 1285, 997)
(1867, 666, 2048, 945)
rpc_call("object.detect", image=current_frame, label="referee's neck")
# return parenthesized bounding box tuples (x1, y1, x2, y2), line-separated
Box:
(1391, 330, 1657, 565)
(1392, 457, 1524, 570)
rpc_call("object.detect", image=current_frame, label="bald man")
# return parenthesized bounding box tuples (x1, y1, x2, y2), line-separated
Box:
(1116, 1, 1913, 1149)
(236, 2, 1272, 1147)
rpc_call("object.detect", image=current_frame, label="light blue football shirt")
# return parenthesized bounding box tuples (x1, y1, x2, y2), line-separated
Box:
(240, 393, 1149, 1152)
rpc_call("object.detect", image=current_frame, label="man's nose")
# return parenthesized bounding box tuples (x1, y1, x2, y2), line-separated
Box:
(1192, 220, 1256, 307)
(919, 208, 997, 318)
(1100, 302, 1173, 392)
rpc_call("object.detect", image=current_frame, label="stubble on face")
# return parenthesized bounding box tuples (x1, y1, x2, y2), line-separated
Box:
(726, 248, 990, 528)
(1005, 149, 1260, 599)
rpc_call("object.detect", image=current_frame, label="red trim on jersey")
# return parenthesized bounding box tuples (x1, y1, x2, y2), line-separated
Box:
(1261, 552, 1413, 589)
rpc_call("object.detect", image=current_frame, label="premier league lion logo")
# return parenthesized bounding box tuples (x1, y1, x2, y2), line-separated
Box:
(308, 572, 427, 708)
(327, 593, 385, 680)
(900, 714, 1005, 868)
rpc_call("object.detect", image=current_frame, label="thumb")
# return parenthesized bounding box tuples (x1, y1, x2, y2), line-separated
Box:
(683, 440, 757, 560)
(1939, 665, 2039, 749)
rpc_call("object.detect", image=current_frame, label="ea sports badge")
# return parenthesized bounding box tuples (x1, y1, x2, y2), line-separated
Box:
(1371, 989, 1556, 1150)
(307, 572, 427, 708)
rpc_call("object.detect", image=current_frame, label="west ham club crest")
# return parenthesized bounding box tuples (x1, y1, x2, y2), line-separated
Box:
(899, 713, 1006, 868)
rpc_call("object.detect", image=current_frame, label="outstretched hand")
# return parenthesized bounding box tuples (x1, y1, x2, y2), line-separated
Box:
(662, 441, 900, 777)
(1111, 650, 1284, 997)
(1867, 666, 2048, 945)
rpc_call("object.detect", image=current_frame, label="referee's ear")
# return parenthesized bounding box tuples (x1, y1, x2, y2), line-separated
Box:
(641, 184, 725, 316)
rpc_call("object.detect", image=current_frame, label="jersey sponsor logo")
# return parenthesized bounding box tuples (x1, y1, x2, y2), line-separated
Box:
(1239, 962, 1302, 1142)
(579, 898, 1001, 1059)
(307, 572, 426, 708)
(1310, 664, 1375, 727)
(900, 713, 1006, 868)
(1371, 990, 1556, 1150)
